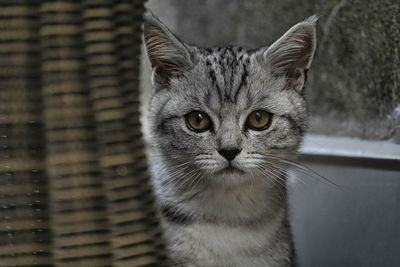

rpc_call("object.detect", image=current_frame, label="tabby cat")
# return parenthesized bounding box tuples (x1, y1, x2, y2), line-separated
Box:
(143, 12, 317, 267)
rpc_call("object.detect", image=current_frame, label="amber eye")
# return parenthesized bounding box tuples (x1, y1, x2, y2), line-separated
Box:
(185, 111, 212, 132)
(246, 110, 272, 131)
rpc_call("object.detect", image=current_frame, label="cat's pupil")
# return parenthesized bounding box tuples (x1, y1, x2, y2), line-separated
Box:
(255, 112, 262, 122)
(195, 114, 203, 124)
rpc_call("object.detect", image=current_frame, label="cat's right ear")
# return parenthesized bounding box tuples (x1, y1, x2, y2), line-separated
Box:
(143, 12, 194, 88)
(257, 16, 317, 93)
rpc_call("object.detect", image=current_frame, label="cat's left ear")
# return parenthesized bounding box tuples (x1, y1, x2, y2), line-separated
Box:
(260, 16, 317, 93)
(143, 11, 194, 88)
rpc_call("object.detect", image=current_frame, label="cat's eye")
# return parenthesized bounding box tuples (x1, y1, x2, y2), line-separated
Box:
(246, 110, 272, 131)
(185, 111, 212, 132)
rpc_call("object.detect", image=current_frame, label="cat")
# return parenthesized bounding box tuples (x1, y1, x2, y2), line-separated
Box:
(143, 11, 317, 267)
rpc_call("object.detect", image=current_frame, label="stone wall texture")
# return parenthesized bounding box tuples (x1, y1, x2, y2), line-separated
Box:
(144, 0, 400, 143)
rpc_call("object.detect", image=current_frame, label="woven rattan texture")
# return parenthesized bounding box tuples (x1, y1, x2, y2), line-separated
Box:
(0, 1, 167, 266)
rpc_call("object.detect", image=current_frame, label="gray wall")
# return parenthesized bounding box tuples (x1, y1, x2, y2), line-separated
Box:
(143, 0, 400, 143)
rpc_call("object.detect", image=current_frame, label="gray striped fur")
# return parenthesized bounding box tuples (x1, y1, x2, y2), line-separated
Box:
(143, 12, 316, 267)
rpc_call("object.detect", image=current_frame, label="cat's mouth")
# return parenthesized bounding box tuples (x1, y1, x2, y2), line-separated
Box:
(216, 164, 245, 175)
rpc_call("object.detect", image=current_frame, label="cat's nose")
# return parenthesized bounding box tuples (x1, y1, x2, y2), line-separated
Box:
(218, 148, 241, 161)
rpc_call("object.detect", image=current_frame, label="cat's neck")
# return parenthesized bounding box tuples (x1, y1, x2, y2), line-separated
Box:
(156, 171, 288, 226)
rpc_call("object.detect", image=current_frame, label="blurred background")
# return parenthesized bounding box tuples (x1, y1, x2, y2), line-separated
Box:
(0, 1, 167, 266)
(0, 0, 399, 266)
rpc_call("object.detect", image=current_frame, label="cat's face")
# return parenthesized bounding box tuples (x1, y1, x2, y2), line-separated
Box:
(144, 13, 316, 189)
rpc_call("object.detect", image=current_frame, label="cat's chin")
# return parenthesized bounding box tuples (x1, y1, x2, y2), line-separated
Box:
(209, 166, 254, 188)
(214, 165, 245, 176)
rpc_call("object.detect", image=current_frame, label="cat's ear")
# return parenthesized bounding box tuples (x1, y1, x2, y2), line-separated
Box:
(261, 16, 317, 92)
(143, 12, 194, 88)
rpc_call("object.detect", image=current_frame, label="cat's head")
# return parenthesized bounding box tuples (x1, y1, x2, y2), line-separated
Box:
(143, 12, 317, 190)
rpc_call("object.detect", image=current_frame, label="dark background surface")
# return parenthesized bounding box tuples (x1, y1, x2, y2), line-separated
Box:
(290, 156, 400, 267)
(144, 0, 400, 143)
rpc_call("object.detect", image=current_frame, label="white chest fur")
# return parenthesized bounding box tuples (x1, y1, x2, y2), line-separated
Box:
(166, 209, 286, 267)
